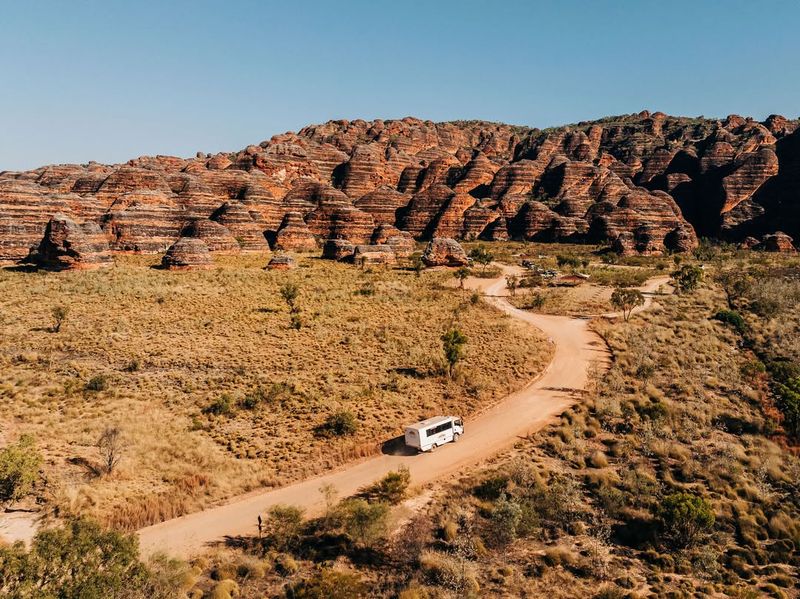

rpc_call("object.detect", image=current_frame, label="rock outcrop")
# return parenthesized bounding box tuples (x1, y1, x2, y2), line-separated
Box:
(34, 213, 113, 270)
(761, 231, 796, 252)
(266, 254, 297, 270)
(321, 238, 355, 261)
(2, 112, 799, 261)
(353, 244, 396, 266)
(161, 237, 213, 270)
(421, 237, 469, 267)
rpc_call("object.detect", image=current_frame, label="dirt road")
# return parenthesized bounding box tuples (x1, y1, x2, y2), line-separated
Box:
(137, 269, 668, 557)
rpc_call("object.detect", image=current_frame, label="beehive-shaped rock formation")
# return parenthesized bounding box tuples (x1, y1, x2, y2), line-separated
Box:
(161, 237, 213, 270)
(34, 213, 113, 270)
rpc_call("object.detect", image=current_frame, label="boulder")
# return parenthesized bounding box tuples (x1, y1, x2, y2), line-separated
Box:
(34, 213, 113, 270)
(161, 237, 213, 270)
(761, 232, 796, 252)
(421, 237, 469, 267)
(353, 244, 396, 266)
(266, 254, 297, 270)
(322, 238, 355, 261)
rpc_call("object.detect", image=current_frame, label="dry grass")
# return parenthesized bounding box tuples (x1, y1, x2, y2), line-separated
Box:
(0, 254, 550, 529)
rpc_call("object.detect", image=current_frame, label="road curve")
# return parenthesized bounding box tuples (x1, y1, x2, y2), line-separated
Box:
(137, 269, 668, 557)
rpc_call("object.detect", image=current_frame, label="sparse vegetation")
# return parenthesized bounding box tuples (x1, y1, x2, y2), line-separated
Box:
(0, 255, 548, 529)
(50, 305, 69, 333)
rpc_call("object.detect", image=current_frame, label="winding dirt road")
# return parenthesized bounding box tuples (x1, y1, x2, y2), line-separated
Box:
(137, 269, 668, 557)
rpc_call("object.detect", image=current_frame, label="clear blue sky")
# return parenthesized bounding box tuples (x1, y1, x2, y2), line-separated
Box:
(1, 0, 798, 171)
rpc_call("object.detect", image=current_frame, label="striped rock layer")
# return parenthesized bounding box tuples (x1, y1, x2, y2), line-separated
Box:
(2, 112, 799, 261)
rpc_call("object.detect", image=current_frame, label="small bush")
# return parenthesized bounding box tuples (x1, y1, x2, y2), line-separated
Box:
(420, 550, 479, 593)
(264, 504, 305, 551)
(273, 553, 298, 576)
(714, 309, 747, 335)
(316, 410, 358, 437)
(211, 579, 240, 599)
(588, 451, 609, 468)
(203, 394, 235, 417)
(338, 498, 389, 547)
(285, 568, 366, 598)
(657, 492, 715, 549)
(364, 466, 410, 504)
(85, 374, 110, 392)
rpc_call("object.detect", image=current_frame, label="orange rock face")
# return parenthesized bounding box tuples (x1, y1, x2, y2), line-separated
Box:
(161, 237, 213, 270)
(2, 112, 799, 260)
(33, 213, 113, 270)
(273, 212, 317, 252)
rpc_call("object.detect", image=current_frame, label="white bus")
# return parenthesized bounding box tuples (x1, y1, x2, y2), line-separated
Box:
(404, 415, 464, 452)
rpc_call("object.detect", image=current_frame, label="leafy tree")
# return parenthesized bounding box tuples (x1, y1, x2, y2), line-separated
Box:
(0, 518, 181, 598)
(279, 282, 301, 328)
(339, 499, 389, 547)
(468, 246, 493, 272)
(454, 267, 471, 290)
(670, 265, 703, 294)
(610, 288, 645, 322)
(285, 567, 366, 599)
(264, 504, 305, 551)
(51, 305, 69, 333)
(441, 327, 468, 378)
(658, 492, 715, 549)
(0, 435, 42, 504)
(505, 274, 519, 297)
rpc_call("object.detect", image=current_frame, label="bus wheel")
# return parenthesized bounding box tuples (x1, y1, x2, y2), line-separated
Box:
(430, 443, 438, 452)
(453, 433, 460, 442)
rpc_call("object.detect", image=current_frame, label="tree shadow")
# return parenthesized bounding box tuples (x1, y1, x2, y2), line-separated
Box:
(67, 456, 103, 479)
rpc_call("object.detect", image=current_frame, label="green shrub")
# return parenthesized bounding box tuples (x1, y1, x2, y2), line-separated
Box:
(658, 492, 715, 549)
(85, 374, 109, 392)
(0, 434, 42, 502)
(485, 493, 523, 547)
(714, 309, 747, 335)
(0, 518, 183, 597)
(364, 466, 411, 504)
(338, 498, 389, 547)
(203, 393, 235, 417)
(317, 410, 358, 437)
(264, 504, 305, 551)
(671, 265, 703, 294)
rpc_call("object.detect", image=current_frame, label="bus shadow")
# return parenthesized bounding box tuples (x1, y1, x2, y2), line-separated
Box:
(381, 435, 418, 456)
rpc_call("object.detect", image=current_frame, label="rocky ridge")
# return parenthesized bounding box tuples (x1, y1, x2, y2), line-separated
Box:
(2, 112, 798, 264)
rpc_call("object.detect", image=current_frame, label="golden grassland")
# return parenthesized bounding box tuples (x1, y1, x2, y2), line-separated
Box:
(0, 254, 550, 529)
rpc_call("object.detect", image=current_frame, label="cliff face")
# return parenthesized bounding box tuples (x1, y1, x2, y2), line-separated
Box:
(1, 112, 797, 261)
